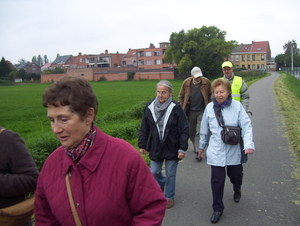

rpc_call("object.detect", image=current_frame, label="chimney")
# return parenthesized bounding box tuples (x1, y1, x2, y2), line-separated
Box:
(78, 52, 82, 56)
(105, 50, 108, 54)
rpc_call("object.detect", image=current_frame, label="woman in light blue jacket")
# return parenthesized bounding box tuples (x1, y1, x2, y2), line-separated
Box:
(198, 78, 255, 224)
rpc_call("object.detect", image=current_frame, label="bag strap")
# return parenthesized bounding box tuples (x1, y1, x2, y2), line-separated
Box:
(66, 173, 83, 226)
(0, 128, 6, 134)
(213, 109, 225, 128)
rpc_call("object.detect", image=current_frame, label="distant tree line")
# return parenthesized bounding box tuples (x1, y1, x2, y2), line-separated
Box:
(275, 40, 300, 70)
(0, 57, 40, 85)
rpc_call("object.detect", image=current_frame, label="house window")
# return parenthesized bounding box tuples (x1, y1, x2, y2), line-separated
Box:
(257, 48, 261, 50)
(247, 55, 250, 61)
(138, 51, 144, 57)
(88, 58, 95, 63)
(261, 54, 265, 60)
(80, 58, 86, 62)
(146, 52, 152, 57)
(261, 64, 265, 69)
(252, 55, 255, 61)
(146, 60, 152, 65)
(154, 51, 160, 56)
(155, 60, 161, 65)
(138, 60, 144, 65)
(231, 56, 234, 61)
(242, 55, 245, 61)
(122, 61, 126, 66)
(235, 55, 239, 61)
(252, 64, 255, 70)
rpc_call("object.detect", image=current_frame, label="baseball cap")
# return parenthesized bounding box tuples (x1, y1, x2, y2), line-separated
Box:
(191, 66, 203, 78)
(222, 61, 233, 68)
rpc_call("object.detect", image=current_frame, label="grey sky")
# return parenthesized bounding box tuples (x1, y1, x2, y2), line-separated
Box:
(1, 0, 299, 65)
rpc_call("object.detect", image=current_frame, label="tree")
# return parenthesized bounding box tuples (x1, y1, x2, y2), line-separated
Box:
(164, 26, 237, 78)
(0, 57, 11, 78)
(275, 40, 300, 69)
(275, 54, 286, 70)
(37, 54, 43, 67)
(32, 56, 37, 64)
(44, 55, 49, 64)
(18, 58, 27, 65)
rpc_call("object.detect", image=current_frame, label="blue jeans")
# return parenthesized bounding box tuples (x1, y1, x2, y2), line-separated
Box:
(150, 160, 179, 199)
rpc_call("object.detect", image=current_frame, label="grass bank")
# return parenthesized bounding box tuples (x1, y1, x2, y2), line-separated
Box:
(274, 72, 300, 206)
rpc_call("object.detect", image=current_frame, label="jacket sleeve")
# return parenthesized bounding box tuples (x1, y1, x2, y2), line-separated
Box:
(239, 104, 255, 150)
(241, 80, 250, 112)
(177, 105, 189, 151)
(34, 162, 60, 226)
(178, 81, 186, 108)
(127, 152, 166, 226)
(138, 105, 150, 149)
(199, 107, 210, 149)
(0, 130, 39, 198)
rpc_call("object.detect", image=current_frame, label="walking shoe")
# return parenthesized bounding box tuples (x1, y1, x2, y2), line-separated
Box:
(166, 199, 174, 209)
(234, 190, 241, 203)
(210, 212, 222, 223)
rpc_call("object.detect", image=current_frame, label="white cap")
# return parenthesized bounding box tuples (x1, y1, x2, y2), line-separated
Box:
(191, 66, 203, 78)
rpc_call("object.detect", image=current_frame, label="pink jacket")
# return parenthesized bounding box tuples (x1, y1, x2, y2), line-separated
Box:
(34, 127, 166, 226)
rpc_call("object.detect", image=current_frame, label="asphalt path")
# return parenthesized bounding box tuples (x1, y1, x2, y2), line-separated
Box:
(162, 72, 300, 226)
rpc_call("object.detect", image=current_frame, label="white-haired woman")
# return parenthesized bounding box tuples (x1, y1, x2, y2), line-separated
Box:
(139, 80, 189, 209)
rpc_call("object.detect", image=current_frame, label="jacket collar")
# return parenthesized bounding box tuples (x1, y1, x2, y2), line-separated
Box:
(62, 127, 107, 174)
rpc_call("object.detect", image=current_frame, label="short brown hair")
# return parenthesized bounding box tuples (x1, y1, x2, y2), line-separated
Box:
(42, 76, 98, 120)
(211, 78, 231, 95)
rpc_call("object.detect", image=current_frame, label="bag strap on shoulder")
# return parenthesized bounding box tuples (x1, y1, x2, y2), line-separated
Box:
(66, 172, 82, 226)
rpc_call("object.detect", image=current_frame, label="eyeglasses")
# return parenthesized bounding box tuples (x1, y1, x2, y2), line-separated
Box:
(156, 91, 169, 95)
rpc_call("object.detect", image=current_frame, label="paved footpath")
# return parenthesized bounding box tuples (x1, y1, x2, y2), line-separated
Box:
(162, 72, 300, 226)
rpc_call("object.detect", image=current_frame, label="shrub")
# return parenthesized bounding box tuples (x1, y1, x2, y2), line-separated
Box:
(97, 76, 106, 82)
(126, 71, 135, 81)
(27, 133, 60, 170)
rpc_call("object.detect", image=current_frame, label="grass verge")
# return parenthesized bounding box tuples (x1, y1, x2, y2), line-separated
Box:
(274, 72, 300, 206)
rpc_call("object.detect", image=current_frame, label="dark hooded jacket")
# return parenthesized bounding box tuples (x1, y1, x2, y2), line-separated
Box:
(138, 99, 189, 161)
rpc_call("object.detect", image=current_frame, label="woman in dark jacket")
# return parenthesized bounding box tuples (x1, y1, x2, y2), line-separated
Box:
(0, 127, 39, 226)
(139, 80, 189, 209)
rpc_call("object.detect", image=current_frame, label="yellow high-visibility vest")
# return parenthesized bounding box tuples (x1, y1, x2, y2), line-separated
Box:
(221, 76, 242, 102)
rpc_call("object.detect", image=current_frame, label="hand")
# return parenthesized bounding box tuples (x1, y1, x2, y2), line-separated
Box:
(178, 152, 185, 159)
(198, 149, 205, 159)
(140, 149, 147, 155)
(245, 148, 254, 154)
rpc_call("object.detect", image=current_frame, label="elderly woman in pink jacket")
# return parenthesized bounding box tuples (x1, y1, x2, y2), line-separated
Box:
(34, 76, 166, 226)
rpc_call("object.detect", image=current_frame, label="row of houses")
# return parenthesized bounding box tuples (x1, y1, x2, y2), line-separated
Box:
(15, 41, 275, 83)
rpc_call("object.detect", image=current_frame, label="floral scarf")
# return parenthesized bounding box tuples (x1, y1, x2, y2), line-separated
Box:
(65, 124, 96, 164)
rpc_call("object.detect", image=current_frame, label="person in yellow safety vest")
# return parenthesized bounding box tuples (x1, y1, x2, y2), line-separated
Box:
(221, 61, 250, 111)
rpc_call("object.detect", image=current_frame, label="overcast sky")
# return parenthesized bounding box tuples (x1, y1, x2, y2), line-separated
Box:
(1, 0, 299, 65)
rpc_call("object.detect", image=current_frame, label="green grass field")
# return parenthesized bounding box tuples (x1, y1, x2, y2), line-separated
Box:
(0, 80, 184, 142)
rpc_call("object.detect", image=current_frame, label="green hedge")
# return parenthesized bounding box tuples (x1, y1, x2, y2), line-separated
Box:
(27, 99, 151, 170)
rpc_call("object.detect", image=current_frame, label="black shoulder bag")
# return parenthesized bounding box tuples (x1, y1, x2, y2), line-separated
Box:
(146, 109, 166, 151)
(214, 109, 241, 145)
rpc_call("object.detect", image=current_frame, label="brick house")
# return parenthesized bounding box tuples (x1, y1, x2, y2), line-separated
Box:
(229, 41, 271, 70)
(16, 62, 41, 74)
(122, 42, 172, 69)
(41, 44, 175, 83)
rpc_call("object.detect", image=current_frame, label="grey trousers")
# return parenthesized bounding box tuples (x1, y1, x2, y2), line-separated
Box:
(187, 110, 203, 153)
